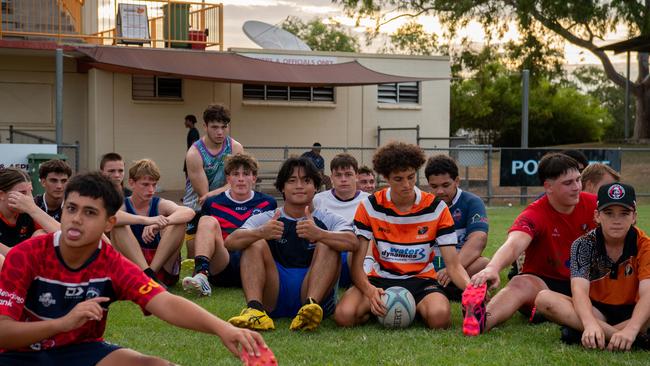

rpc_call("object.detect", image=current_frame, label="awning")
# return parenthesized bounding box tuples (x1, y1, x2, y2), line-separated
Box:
(75, 46, 443, 86)
(598, 35, 650, 54)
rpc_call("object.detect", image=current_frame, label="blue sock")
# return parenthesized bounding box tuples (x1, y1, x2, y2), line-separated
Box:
(194, 255, 210, 275)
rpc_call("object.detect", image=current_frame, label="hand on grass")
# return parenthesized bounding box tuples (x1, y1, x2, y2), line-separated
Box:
(57, 297, 109, 332)
(581, 323, 605, 350)
(607, 328, 636, 352)
(219, 324, 265, 358)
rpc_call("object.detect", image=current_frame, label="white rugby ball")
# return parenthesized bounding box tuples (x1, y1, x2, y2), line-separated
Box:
(378, 286, 416, 328)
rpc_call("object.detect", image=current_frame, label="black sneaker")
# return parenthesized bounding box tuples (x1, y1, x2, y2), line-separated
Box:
(633, 330, 650, 350)
(560, 326, 581, 345)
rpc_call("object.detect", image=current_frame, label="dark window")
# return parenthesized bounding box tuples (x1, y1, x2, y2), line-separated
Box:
(378, 82, 419, 104)
(243, 84, 335, 102)
(132, 75, 182, 100)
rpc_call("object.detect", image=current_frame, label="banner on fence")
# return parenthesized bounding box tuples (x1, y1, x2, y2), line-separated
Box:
(500, 149, 622, 186)
(0, 144, 57, 170)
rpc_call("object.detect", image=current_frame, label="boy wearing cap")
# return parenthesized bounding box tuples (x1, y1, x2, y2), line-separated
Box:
(535, 182, 650, 351)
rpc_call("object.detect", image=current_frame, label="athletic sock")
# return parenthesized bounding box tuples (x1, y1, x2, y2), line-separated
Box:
(194, 255, 210, 276)
(144, 267, 157, 279)
(247, 300, 265, 311)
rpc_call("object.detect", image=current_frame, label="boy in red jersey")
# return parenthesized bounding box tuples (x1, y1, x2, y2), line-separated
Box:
(0, 172, 265, 365)
(467, 153, 597, 334)
(536, 182, 650, 351)
(334, 142, 470, 329)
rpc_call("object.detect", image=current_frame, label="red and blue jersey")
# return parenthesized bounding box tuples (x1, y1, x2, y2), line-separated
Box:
(200, 190, 277, 239)
(0, 232, 165, 352)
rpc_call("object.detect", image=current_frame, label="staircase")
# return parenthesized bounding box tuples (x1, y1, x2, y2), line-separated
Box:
(1, 0, 82, 42)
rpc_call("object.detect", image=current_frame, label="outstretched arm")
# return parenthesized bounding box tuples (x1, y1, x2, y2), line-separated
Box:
(470, 231, 532, 288)
(145, 292, 265, 357)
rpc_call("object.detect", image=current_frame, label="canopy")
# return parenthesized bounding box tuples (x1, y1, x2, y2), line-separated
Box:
(597, 36, 650, 54)
(76, 46, 443, 86)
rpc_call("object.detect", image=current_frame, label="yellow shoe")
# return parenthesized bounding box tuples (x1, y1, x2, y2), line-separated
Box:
(289, 301, 323, 331)
(228, 307, 275, 331)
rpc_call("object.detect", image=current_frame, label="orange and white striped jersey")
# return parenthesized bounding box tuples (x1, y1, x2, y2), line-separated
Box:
(354, 187, 457, 280)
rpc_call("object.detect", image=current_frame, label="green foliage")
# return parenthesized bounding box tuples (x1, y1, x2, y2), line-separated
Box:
(280, 16, 360, 52)
(383, 22, 438, 55)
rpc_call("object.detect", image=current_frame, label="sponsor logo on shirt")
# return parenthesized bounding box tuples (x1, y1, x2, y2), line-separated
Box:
(470, 213, 488, 224)
(0, 289, 25, 307)
(452, 208, 462, 222)
(139, 279, 160, 295)
(86, 287, 101, 299)
(38, 292, 56, 307)
(65, 287, 84, 299)
(552, 228, 560, 238)
(625, 263, 634, 276)
(235, 206, 247, 211)
(252, 208, 263, 215)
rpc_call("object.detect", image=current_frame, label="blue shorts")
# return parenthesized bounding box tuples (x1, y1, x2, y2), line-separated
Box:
(269, 261, 336, 318)
(0, 341, 121, 366)
(338, 251, 352, 289)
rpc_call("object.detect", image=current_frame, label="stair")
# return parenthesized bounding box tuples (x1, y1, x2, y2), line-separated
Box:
(2, 0, 82, 42)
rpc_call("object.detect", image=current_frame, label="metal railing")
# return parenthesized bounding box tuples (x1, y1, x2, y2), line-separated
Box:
(0, 0, 223, 50)
(4, 125, 80, 172)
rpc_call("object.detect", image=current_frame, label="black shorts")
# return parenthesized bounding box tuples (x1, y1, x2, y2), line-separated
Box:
(0, 341, 121, 366)
(593, 301, 635, 325)
(518, 273, 571, 296)
(208, 251, 242, 287)
(369, 276, 444, 304)
(186, 213, 200, 235)
(441, 283, 463, 302)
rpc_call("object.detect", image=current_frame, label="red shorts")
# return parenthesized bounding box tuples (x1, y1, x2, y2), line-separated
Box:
(142, 248, 180, 287)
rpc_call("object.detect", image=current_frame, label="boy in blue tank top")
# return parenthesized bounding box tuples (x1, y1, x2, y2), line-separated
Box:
(115, 159, 195, 287)
(183, 104, 244, 241)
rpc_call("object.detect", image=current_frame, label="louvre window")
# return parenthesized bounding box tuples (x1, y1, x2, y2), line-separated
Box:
(132, 75, 182, 100)
(243, 84, 334, 102)
(378, 82, 419, 104)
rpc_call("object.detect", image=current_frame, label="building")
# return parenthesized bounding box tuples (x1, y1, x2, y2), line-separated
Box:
(0, 1, 450, 191)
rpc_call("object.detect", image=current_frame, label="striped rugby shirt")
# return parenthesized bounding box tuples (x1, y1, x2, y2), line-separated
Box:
(354, 186, 457, 280)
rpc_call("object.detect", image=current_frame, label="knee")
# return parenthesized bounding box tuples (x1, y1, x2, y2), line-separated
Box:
(534, 289, 555, 315)
(198, 216, 220, 232)
(334, 303, 359, 327)
(421, 306, 451, 329)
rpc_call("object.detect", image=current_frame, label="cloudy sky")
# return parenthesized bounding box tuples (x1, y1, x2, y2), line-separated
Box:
(218, 0, 629, 69)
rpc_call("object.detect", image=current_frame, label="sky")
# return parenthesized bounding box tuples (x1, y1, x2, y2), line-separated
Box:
(218, 0, 632, 72)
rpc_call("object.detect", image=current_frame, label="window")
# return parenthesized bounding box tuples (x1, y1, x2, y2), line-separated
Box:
(378, 82, 419, 104)
(243, 84, 335, 102)
(132, 75, 182, 100)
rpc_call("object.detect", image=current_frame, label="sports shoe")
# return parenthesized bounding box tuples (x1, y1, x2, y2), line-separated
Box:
(229, 308, 275, 331)
(182, 272, 211, 296)
(462, 283, 488, 336)
(240, 344, 278, 366)
(289, 301, 323, 331)
(560, 326, 581, 345)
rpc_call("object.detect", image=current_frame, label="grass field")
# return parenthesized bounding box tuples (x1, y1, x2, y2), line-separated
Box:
(104, 205, 650, 365)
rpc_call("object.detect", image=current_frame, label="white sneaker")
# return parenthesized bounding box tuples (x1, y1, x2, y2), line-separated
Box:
(182, 272, 212, 296)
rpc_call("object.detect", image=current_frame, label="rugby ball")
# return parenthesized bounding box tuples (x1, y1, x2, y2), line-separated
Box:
(378, 286, 416, 328)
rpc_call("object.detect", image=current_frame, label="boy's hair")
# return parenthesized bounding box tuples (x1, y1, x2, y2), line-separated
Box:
(424, 154, 459, 180)
(0, 168, 30, 192)
(64, 172, 123, 216)
(99, 152, 123, 170)
(330, 153, 358, 173)
(185, 114, 197, 124)
(538, 153, 581, 183)
(128, 159, 161, 182)
(39, 159, 72, 180)
(275, 157, 322, 193)
(373, 141, 426, 178)
(358, 165, 374, 176)
(560, 149, 589, 169)
(581, 163, 620, 187)
(225, 153, 259, 176)
(203, 104, 231, 125)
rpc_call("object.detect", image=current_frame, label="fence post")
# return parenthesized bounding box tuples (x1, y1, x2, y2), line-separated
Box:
(283, 146, 289, 159)
(75, 141, 80, 172)
(486, 146, 492, 206)
(9, 125, 13, 143)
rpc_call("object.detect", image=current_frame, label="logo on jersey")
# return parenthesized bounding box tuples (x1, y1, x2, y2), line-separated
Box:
(65, 287, 84, 298)
(139, 279, 160, 295)
(38, 292, 56, 307)
(252, 208, 263, 215)
(608, 184, 625, 200)
(552, 228, 560, 238)
(417, 226, 429, 235)
(470, 214, 488, 224)
(86, 287, 101, 299)
(625, 263, 634, 276)
(452, 208, 462, 222)
(235, 206, 247, 211)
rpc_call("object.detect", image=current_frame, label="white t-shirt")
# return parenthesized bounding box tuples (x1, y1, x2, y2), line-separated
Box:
(313, 189, 369, 225)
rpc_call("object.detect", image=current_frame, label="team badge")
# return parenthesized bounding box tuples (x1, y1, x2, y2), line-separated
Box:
(625, 263, 634, 276)
(608, 184, 625, 200)
(417, 226, 429, 235)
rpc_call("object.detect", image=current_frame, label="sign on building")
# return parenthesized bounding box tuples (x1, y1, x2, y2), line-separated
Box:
(116, 4, 150, 45)
(499, 149, 622, 186)
(0, 144, 57, 170)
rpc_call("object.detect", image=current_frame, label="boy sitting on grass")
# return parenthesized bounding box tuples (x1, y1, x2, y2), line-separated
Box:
(0, 172, 265, 365)
(535, 182, 650, 351)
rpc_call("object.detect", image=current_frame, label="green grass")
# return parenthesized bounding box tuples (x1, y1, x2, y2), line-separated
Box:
(104, 205, 650, 365)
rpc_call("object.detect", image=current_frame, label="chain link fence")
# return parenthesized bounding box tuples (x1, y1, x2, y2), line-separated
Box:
(2, 125, 80, 173)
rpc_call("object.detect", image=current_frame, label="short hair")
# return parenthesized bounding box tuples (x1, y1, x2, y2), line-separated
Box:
(561, 149, 589, 169)
(0, 168, 30, 192)
(313, 142, 322, 147)
(203, 104, 231, 125)
(373, 141, 426, 178)
(581, 163, 620, 187)
(225, 153, 259, 176)
(128, 159, 161, 182)
(358, 165, 374, 176)
(275, 157, 322, 193)
(64, 172, 123, 217)
(39, 159, 72, 180)
(185, 114, 197, 124)
(424, 154, 459, 180)
(538, 152, 581, 183)
(99, 152, 123, 170)
(330, 153, 358, 173)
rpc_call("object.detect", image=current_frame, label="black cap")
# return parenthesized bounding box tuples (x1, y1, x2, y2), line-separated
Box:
(597, 183, 636, 211)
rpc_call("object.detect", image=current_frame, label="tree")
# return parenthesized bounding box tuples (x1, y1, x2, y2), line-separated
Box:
(280, 16, 360, 52)
(334, 0, 650, 141)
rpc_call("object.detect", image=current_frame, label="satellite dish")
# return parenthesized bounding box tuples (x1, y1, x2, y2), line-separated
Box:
(243, 20, 311, 51)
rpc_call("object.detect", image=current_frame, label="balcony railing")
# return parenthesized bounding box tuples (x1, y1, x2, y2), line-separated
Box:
(0, 0, 223, 50)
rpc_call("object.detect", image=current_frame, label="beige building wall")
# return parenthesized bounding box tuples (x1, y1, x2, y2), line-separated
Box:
(2, 48, 449, 192)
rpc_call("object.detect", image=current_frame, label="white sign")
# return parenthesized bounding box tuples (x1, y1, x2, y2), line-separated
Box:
(116, 4, 150, 44)
(0, 144, 57, 170)
(239, 53, 338, 65)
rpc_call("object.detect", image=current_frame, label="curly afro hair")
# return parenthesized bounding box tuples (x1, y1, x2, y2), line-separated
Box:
(372, 141, 426, 178)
